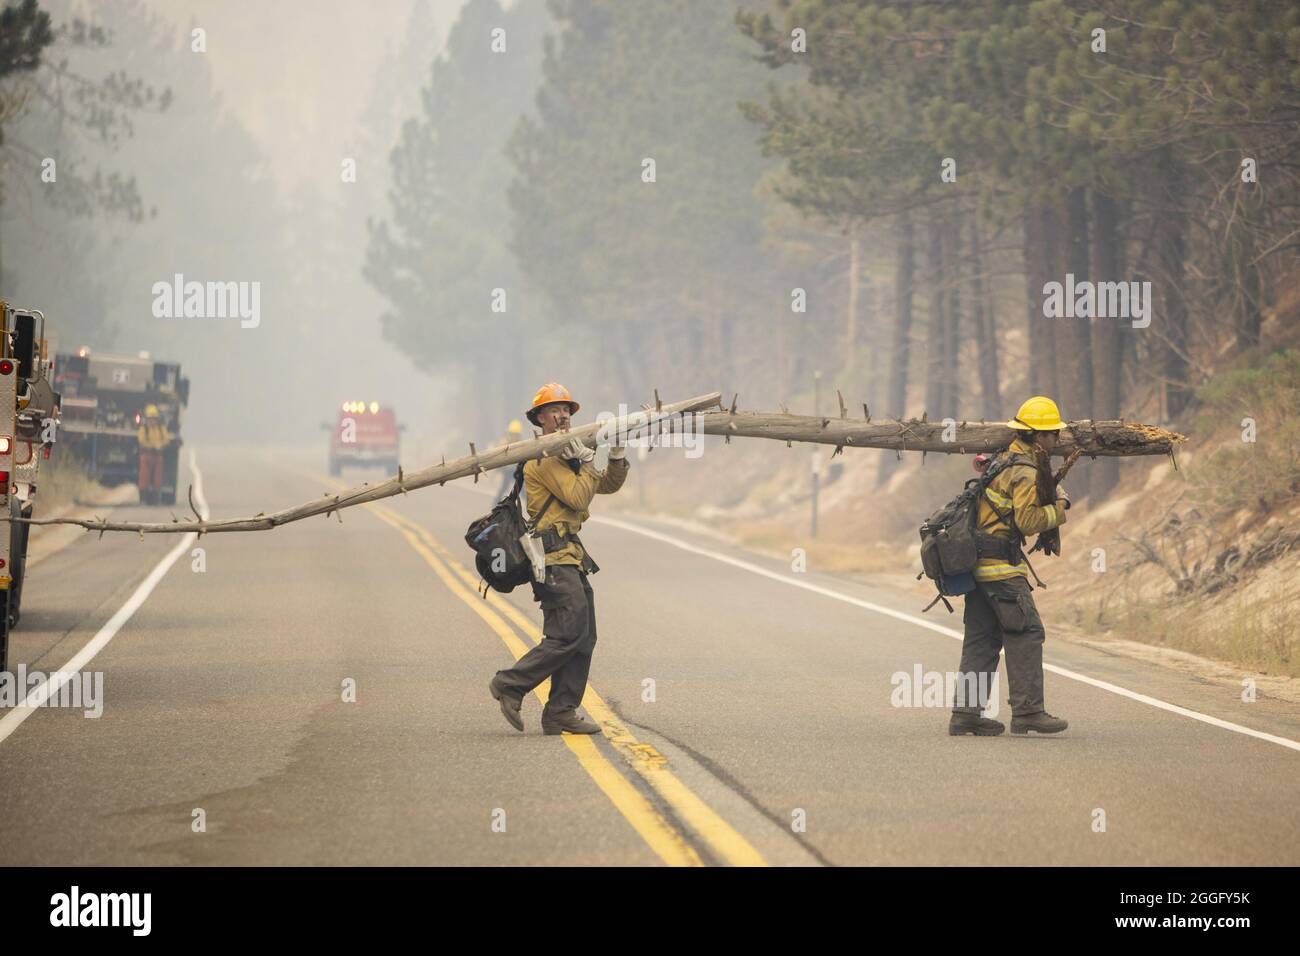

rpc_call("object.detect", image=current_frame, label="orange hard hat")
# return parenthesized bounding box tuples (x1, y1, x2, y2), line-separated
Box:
(526, 382, 579, 425)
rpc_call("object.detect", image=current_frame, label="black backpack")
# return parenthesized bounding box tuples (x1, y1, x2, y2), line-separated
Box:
(917, 453, 1032, 612)
(465, 463, 555, 596)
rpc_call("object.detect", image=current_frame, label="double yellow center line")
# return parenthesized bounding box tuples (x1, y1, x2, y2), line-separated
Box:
(336, 483, 766, 867)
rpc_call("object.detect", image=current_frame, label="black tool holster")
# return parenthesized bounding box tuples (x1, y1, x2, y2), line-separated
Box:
(539, 527, 600, 575)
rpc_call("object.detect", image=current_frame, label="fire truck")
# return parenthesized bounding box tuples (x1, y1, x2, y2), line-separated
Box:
(326, 401, 402, 476)
(0, 303, 61, 672)
(51, 348, 189, 504)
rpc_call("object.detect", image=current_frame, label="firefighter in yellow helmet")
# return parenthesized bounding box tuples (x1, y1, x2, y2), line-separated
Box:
(136, 404, 174, 505)
(488, 383, 630, 735)
(949, 396, 1071, 737)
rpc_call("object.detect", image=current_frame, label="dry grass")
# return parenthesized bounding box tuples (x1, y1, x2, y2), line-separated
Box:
(34, 451, 96, 514)
(1074, 566, 1299, 677)
(728, 520, 901, 574)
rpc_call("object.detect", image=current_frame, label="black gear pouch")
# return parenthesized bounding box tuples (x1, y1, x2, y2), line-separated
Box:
(987, 587, 1028, 633)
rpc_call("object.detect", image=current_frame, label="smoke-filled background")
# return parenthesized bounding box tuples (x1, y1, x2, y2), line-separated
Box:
(5, 0, 1300, 875)
(2, 0, 1298, 506)
(1, 0, 462, 456)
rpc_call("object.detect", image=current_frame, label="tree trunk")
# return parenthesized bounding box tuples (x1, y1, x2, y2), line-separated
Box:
(846, 226, 861, 366)
(864, 276, 880, 417)
(24, 393, 724, 536)
(1023, 202, 1057, 399)
(1058, 187, 1094, 497)
(22, 400, 1186, 538)
(1157, 158, 1192, 418)
(1059, 187, 1093, 416)
(1089, 190, 1123, 496)
(1232, 210, 1264, 351)
(879, 214, 914, 485)
(943, 217, 961, 418)
(925, 217, 946, 416)
(1240, 244, 1263, 350)
(970, 213, 1000, 419)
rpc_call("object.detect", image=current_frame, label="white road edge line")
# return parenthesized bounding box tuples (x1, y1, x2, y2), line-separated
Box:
(380, 476, 1300, 754)
(0, 447, 209, 745)
(587, 510, 1300, 754)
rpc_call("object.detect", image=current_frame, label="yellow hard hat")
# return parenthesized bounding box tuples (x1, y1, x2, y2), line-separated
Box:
(526, 382, 579, 425)
(1007, 396, 1065, 431)
(507, 419, 524, 435)
(145, 404, 160, 418)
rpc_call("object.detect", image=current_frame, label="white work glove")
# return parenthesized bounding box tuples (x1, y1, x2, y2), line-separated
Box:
(562, 437, 595, 464)
(520, 530, 547, 583)
(1056, 485, 1071, 510)
(608, 443, 627, 460)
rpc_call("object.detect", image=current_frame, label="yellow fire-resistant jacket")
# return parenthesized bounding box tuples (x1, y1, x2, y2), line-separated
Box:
(524, 454, 630, 567)
(137, 421, 173, 451)
(973, 436, 1066, 582)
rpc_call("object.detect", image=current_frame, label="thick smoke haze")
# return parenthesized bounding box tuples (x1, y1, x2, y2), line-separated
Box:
(3, 0, 473, 462)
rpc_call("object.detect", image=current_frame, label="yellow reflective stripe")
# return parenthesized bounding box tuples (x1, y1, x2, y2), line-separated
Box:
(984, 487, 1012, 509)
(1043, 503, 1058, 529)
(973, 563, 1027, 580)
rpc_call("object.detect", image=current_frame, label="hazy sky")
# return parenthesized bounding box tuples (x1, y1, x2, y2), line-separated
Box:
(143, 0, 469, 192)
(131, 0, 475, 451)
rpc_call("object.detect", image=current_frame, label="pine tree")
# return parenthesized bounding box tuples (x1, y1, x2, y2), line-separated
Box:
(364, 0, 548, 436)
(507, 0, 778, 403)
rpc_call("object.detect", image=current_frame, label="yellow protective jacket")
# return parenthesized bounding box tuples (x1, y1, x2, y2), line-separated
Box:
(138, 421, 172, 451)
(973, 436, 1065, 582)
(524, 454, 629, 566)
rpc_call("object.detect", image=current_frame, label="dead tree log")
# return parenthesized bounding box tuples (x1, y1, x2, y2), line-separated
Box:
(5, 392, 1183, 538)
(695, 408, 1184, 458)
(15, 392, 722, 536)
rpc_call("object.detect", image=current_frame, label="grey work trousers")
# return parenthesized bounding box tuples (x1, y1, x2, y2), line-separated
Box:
(952, 575, 1046, 718)
(492, 564, 596, 719)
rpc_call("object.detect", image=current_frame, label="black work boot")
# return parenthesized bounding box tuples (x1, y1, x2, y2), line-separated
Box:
(949, 712, 1005, 736)
(488, 676, 524, 732)
(1010, 711, 1069, 735)
(541, 710, 601, 736)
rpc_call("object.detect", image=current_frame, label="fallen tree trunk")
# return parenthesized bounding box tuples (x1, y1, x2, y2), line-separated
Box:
(8, 391, 1183, 537)
(18, 392, 722, 536)
(694, 405, 1184, 458)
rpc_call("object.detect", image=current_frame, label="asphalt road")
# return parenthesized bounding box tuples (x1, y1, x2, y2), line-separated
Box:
(1, 446, 1297, 866)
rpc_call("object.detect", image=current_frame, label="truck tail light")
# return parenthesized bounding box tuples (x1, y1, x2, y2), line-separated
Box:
(0, 558, 6, 570)
(0, 360, 12, 375)
(0, 471, 9, 489)
(0, 436, 10, 454)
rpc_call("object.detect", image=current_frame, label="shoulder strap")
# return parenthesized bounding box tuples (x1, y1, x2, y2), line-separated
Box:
(530, 493, 556, 531)
(975, 451, 1035, 502)
(519, 461, 557, 531)
(978, 453, 1024, 543)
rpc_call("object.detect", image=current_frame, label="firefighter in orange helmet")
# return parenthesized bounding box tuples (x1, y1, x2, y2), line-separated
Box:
(488, 383, 630, 735)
